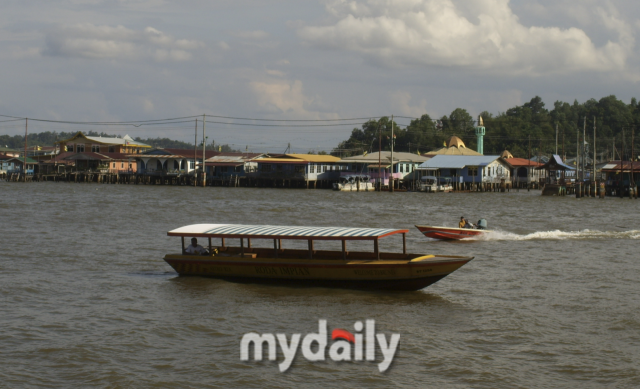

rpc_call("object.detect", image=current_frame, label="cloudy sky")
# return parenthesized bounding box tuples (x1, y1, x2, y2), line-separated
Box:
(1, 0, 639, 152)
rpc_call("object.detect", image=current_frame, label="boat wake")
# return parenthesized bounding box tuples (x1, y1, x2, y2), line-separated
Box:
(471, 229, 640, 241)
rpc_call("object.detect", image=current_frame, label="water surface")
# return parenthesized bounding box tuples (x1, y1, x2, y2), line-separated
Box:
(1, 182, 639, 388)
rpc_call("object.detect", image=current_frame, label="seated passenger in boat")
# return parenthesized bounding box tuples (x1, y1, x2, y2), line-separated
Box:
(459, 217, 474, 229)
(184, 237, 209, 255)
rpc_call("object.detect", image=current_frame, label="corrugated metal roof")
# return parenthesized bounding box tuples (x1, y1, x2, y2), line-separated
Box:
(57, 132, 151, 147)
(205, 156, 249, 163)
(340, 151, 427, 163)
(256, 158, 306, 163)
(601, 161, 640, 172)
(417, 155, 501, 169)
(502, 158, 544, 167)
(286, 154, 342, 162)
(424, 146, 483, 156)
(167, 224, 408, 240)
(137, 155, 186, 159)
(2, 156, 38, 163)
(536, 154, 575, 170)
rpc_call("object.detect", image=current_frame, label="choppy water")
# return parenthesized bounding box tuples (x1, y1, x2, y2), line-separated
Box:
(1, 182, 639, 388)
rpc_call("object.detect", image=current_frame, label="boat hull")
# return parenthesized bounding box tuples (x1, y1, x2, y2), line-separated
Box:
(163, 253, 472, 291)
(332, 183, 375, 191)
(415, 225, 489, 240)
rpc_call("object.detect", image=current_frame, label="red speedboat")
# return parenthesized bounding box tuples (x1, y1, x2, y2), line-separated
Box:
(415, 225, 489, 240)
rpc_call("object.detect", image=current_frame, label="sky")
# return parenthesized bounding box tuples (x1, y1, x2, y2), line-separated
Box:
(1, 0, 639, 152)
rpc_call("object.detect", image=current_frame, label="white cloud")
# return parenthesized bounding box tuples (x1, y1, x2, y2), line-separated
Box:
(390, 90, 428, 117)
(250, 79, 311, 115)
(43, 24, 203, 61)
(299, 0, 633, 76)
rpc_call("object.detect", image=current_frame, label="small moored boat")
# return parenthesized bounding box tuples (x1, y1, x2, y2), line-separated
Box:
(415, 224, 491, 240)
(332, 175, 374, 191)
(164, 224, 473, 291)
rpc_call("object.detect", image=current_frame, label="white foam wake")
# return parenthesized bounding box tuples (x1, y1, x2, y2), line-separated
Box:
(470, 229, 640, 241)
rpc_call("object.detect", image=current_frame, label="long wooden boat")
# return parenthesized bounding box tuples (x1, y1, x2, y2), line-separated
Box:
(164, 224, 473, 291)
(415, 225, 490, 240)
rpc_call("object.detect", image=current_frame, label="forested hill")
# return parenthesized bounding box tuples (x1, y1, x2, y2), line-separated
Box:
(0, 131, 237, 152)
(332, 95, 640, 159)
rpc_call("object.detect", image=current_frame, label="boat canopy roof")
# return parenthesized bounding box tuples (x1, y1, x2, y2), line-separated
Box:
(168, 224, 408, 240)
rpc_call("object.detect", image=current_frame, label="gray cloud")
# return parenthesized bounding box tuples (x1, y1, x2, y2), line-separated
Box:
(43, 24, 203, 61)
(299, 0, 633, 76)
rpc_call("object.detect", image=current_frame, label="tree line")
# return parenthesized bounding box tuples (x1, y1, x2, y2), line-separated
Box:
(332, 95, 640, 160)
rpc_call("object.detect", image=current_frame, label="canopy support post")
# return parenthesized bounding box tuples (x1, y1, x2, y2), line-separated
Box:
(374, 239, 379, 260)
(208, 237, 212, 253)
(402, 233, 406, 255)
(342, 240, 346, 260)
(221, 238, 225, 248)
(274, 239, 278, 258)
(278, 239, 282, 250)
(181, 237, 185, 253)
(240, 238, 244, 257)
(308, 240, 313, 259)
(247, 238, 252, 249)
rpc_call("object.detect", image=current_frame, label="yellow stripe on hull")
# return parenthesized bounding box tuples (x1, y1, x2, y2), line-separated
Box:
(163, 254, 471, 285)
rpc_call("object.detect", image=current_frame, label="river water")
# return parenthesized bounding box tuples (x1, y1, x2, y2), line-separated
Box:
(1, 182, 639, 388)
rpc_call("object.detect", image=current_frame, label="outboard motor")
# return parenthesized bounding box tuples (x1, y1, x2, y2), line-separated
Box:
(477, 219, 487, 230)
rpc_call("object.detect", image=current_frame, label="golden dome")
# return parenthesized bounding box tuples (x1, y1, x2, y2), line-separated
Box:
(500, 150, 514, 159)
(446, 136, 466, 149)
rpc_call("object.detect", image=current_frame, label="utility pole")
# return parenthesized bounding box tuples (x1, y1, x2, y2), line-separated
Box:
(202, 114, 206, 187)
(593, 116, 596, 182)
(378, 122, 382, 192)
(631, 128, 635, 197)
(194, 119, 198, 187)
(576, 125, 579, 181)
(24, 118, 28, 182)
(528, 135, 531, 191)
(583, 117, 586, 181)
(555, 122, 558, 155)
(390, 115, 394, 193)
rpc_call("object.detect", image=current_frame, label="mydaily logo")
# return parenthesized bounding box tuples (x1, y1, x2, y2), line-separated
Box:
(240, 320, 400, 372)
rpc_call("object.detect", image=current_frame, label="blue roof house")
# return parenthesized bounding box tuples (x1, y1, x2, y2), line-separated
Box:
(416, 155, 512, 188)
